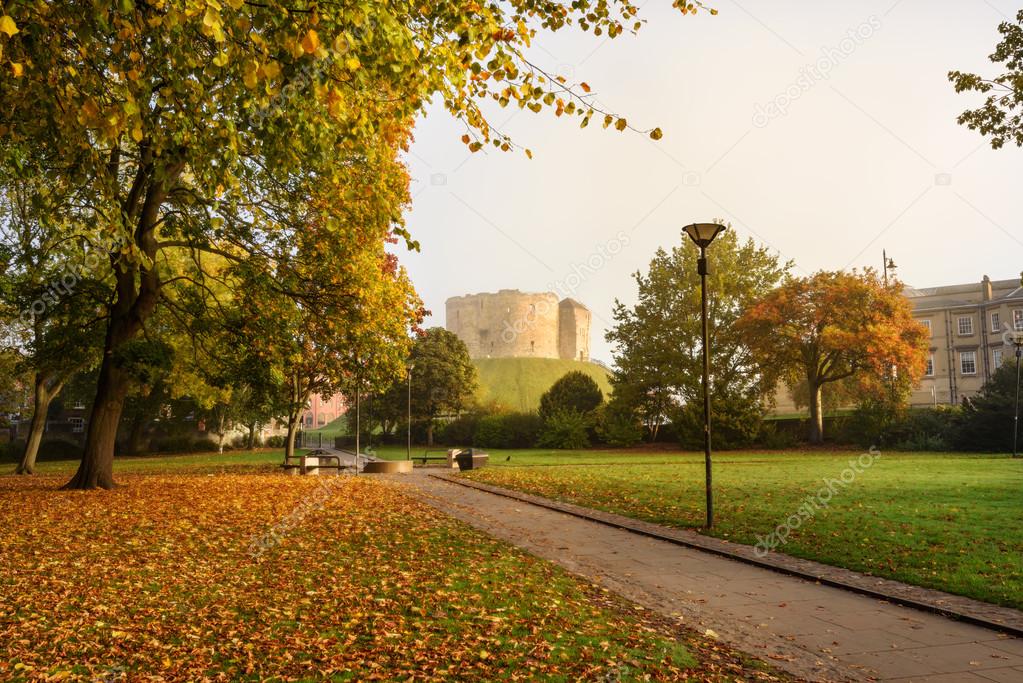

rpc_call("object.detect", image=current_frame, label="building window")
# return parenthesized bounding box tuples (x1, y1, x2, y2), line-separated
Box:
(305, 415, 313, 426)
(1015, 309, 1023, 331)
(991, 312, 1001, 332)
(957, 316, 974, 336)
(317, 414, 326, 426)
(72, 399, 85, 410)
(925, 356, 934, 377)
(960, 351, 977, 376)
(993, 349, 1004, 369)
(69, 417, 84, 433)
(530, 340, 535, 353)
(920, 319, 931, 334)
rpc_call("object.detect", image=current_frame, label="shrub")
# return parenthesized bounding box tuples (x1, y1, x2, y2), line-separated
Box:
(756, 421, 799, 449)
(474, 412, 543, 449)
(437, 414, 478, 446)
(955, 361, 1020, 452)
(36, 438, 84, 460)
(265, 434, 286, 448)
(538, 371, 604, 422)
(595, 401, 643, 447)
(671, 393, 763, 450)
(537, 410, 592, 449)
(848, 401, 957, 451)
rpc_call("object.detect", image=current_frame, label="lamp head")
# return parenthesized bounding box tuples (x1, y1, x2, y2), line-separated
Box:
(683, 223, 726, 248)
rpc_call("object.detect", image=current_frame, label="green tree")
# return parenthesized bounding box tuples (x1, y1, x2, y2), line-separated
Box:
(736, 270, 929, 443)
(538, 371, 604, 422)
(606, 228, 790, 444)
(406, 328, 477, 445)
(950, 10, 1023, 149)
(0, 0, 709, 489)
(0, 179, 104, 474)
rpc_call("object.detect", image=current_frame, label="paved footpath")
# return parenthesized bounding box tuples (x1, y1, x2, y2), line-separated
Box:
(393, 470, 1023, 683)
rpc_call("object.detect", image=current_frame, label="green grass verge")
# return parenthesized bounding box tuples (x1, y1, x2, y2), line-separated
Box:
(461, 449, 1023, 610)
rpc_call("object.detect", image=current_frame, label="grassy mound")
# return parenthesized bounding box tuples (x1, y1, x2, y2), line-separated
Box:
(474, 357, 612, 412)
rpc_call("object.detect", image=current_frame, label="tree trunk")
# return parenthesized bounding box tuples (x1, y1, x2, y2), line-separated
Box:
(285, 413, 300, 460)
(15, 374, 55, 475)
(63, 348, 131, 489)
(808, 380, 824, 443)
(246, 421, 257, 450)
(63, 302, 146, 489)
(216, 411, 226, 454)
(426, 421, 434, 446)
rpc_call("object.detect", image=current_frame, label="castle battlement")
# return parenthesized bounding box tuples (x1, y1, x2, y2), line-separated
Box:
(445, 290, 591, 361)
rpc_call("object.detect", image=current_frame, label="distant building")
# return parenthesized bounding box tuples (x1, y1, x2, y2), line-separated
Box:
(907, 275, 1023, 407)
(770, 274, 1023, 415)
(445, 290, 591, 361)
(303, 393, 345, 429)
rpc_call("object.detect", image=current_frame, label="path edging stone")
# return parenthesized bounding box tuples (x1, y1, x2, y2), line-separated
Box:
(431, 472, 1023, 638)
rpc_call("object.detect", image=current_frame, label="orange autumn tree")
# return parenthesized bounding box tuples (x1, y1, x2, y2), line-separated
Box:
(736, 270, 929, 443)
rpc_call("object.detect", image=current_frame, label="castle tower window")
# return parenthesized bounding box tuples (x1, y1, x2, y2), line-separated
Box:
(530, 341, 535, 353)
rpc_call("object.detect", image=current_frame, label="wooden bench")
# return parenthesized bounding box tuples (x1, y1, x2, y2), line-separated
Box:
(281, 450, 346, 475)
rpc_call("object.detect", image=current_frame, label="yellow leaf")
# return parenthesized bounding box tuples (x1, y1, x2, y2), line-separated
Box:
(580, 81, 591, 93)
(301, 29, 320, 54)
(0, 15, 18, 37)
(131, 125, 143, 143)
(11, 62, 23, 78)
(345, 56, 360, 71)
(649, 127, 663, 140)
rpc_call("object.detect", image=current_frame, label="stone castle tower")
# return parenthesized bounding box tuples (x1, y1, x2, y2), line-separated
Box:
(445, 290, 591, 361)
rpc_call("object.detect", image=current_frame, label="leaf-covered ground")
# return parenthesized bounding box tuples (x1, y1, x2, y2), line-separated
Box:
(0, 472, 791, 682)
(463, 451, 1023, 609)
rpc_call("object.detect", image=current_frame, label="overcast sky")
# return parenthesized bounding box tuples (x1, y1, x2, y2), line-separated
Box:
(397, 0, 1023, 364)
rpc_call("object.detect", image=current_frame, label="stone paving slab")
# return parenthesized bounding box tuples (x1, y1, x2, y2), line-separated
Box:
(436, 473, 1023, 638)
(393, 470, 1023, 682)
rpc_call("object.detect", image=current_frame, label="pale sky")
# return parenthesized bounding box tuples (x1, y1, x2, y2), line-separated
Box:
(398, 0, 1023, 364)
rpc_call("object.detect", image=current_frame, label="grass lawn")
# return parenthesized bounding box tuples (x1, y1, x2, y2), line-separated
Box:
(461, 449, 1023, 610)
(0, 463, 789, 681)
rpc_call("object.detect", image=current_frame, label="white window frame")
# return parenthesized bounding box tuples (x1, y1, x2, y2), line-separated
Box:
(993, 349, 1004, 369)
(991, 312, 1001, 332)
(925, 355, 934, 377)
(960, 351, 977, 376)
(68, 417, 85, 433)
(920, 319, 932, 334)
(958, 316, 974, 336)
(1015, 309, 1023, 332)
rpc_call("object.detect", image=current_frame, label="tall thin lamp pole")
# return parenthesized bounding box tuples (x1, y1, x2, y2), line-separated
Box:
(354, 374, 360, 476)
(407, 364, 414, 461)
(683, 223, 726, 529)
(1014, 340, 1022, 458)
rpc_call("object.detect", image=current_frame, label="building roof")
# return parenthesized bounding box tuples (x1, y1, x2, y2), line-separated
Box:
(904, 276, 1023, 311)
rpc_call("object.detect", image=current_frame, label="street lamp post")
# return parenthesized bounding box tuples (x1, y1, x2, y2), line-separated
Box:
(882, 250, 897, 286)
(683, 222, 726, 529)
(354, 376, 360, 476)
(407, 364, 414, 461)
(1014, 340, 1022, 458)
